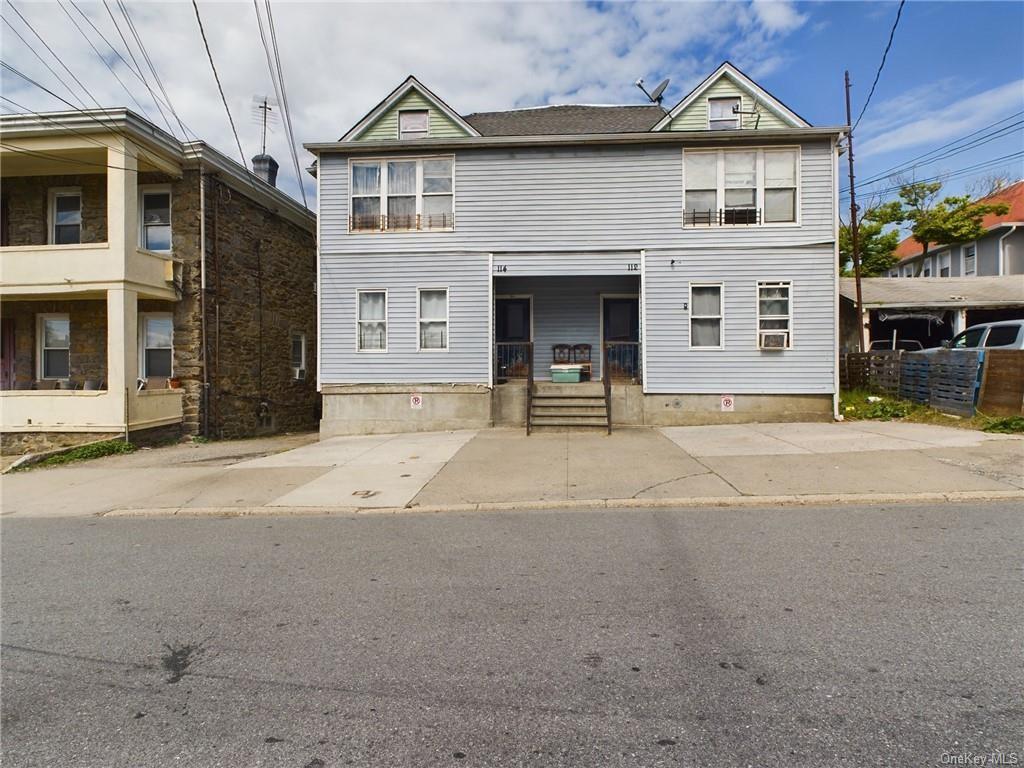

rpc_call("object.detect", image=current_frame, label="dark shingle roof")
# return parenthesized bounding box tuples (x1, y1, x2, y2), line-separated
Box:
(463, 104, 665, 136)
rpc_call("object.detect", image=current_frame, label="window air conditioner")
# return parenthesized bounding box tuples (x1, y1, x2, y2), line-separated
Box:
(759, 331, 788, 350)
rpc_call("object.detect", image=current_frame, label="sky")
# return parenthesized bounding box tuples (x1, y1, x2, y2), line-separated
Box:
(1, 0, 1022, 211)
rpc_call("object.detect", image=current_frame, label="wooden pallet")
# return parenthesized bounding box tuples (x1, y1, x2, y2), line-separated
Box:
(928, 350, 983, 416)
(899, 354, 931, 404)
(978, 350, 1024, 416)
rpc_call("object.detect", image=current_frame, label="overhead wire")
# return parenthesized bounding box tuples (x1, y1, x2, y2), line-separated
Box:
(1, 15, 87, 108)
(264, 0, 308, 206)
(852, 0, 906, 132)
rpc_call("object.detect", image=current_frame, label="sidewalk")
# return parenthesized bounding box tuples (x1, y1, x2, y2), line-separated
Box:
(2, 422, 1021, 518)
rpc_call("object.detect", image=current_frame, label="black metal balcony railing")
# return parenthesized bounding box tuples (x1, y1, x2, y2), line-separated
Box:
(495, 342, 532, 381)
(349, 213, 455, 232)
(684, 208, 761, 226)
(604, 342, 641, 383)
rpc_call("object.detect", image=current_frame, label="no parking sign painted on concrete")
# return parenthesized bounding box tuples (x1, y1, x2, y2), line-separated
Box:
(410, 393, 423, 409)
(720, 394, 735, 412)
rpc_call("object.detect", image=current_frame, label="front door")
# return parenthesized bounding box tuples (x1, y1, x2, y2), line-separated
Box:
(1, 320, 15, 390)
(495, 298, 532, 380)
(602, 297, 640, 380)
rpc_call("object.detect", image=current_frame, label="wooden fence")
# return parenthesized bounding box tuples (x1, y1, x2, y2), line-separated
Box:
(841, 350, 987, 416)
(977, 350, 1024, 416)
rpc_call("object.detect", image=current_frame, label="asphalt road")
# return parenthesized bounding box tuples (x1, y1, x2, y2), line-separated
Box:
(2, 503, 1022, 767)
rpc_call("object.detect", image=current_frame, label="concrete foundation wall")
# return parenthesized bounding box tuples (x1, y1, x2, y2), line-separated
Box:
(327, 384, 832, 435)
(320, 384, 492, 436)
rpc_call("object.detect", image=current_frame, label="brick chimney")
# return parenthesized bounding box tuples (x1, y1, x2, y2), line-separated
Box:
(252, 153, 279, 187)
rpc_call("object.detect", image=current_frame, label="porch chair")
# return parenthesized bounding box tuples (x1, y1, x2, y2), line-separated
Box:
(571, 344, 592, 381)
(552, 344, 572, 364)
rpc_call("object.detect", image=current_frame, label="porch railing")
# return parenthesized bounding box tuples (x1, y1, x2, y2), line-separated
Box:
(495, 342, 532, 382)
(604, 342, 642, 383)
(525, 343, 534, 435)
(601, 344, 612, 435)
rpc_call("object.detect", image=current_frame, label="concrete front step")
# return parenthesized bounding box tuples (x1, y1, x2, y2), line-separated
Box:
(533, 382, 604, 396)
(532, 400, 606, 409)
(531, 419, 609, 428)
(532, 407, 608, 417)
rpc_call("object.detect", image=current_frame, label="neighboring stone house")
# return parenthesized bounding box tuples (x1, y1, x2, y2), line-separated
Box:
(0, 109, 317, 454)
(887, 180, 1024, 278)
(307, 62, 846, 434)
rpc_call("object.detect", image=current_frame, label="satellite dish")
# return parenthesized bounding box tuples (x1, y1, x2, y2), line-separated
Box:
(650, 78, 670, 104)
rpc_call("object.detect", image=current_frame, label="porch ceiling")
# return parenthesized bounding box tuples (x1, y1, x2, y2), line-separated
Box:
(0, 145, 169, 176)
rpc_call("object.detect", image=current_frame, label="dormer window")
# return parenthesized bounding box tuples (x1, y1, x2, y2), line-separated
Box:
(399, 110, 429, 140)
(708, 97, 741, 130)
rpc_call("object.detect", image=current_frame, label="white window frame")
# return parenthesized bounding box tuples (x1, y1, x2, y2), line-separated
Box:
(37, 312, 71, 380)
(348, 155, 456, 233)
(962, 243, 977, 276)
(356, 289, 388, 353)
(47, 187, 82, 245)
(938, 250, 951, 278)
(688, 282, 724, 350)
(707, 96, 741, 130)
(398, 109, 430, 140)
(756, 280, 794, 349)
(290, 331, 306, 377)
(417, 286, 449, 352)
(682, 146, 801, 228)
(138, 312, 174, 379)
(138, 184, 172, 253)
(921, 256, 933, 277)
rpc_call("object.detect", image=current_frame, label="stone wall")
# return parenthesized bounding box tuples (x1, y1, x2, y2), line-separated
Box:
(2, 174, 107, 245)
(0, 299, 107, 386)
(170, 171, 318, 438)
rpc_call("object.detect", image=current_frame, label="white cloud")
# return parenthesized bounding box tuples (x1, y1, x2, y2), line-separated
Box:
(0, 0, 813, 204)
(857, 78, 1024, 159)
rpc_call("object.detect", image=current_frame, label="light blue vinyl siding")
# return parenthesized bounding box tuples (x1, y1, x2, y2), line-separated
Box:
(644, 246, 835, 394)
(496, 275, 639, 379)
(320, 252, 490, 383)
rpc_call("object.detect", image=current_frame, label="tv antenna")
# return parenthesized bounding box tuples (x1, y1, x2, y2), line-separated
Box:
(732, 95, 763, 128)
(251, 95, 279, 154)
(635, 77, 670, 112)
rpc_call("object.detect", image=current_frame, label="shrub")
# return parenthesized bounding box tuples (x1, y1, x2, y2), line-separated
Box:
(981, 416, 1024, 434)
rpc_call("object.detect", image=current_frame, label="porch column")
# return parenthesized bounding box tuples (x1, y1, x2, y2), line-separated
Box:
(106, 287, 138, 428)
(951, 308, 968, 336)
(106, 139, 138, 269)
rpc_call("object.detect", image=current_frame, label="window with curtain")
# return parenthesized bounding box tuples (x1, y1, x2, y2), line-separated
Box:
(140, 314, 173, 378)
(351, 162, 382, 230)
(358, 291, 387, 351)
(683, 148, 799, 226)
(690, 284, 723, 348)
(418, 288, 448, 350)
(764, 150, 797, 223)
(708, 97, 740, 130)
(39, 314, 70, 379)
(399, 110, 429, 140)
(349, 157, 454, 231)
(758, 282, 792, 347)
(140, 189, 171, 251)
(50, 190, 81, 244)
(387, 161, 417, 229)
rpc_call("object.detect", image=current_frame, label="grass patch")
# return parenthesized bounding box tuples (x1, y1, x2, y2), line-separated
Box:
(839, 389, 1007, 431)
(980, 415, 1024, 434)
(34, 439, 136, 468)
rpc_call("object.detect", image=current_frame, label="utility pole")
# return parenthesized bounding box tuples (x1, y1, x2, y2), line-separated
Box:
(844, 71, 866, 352)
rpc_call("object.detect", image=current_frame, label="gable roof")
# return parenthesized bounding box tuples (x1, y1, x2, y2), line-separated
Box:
(893, 180, 1024, 262)
(653, 61, 811, 131)
(463, 104, 665, 137)
(340, 76, 481, 142)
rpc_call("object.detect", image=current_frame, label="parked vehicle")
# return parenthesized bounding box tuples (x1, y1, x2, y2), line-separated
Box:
(868, 339, 924, 351)
(923, 320, 1024, 353)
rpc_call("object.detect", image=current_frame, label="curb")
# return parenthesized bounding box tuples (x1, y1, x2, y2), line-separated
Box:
(99, 489, 1024, 519)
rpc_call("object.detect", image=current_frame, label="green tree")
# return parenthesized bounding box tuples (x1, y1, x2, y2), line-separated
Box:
(839, 207, 901, 277)
(883, 181, 1009, 274)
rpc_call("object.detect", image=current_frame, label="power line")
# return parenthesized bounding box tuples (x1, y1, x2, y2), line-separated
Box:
(841, 151, 1024, 200)
(116, 0, 191, 140)
(0, 141, 140, 172)
(0, 93, 144, 158)
(852, 0, 906, 132)
(100, 0, 175, 135)
(191, 0, 254, 187)
(264, 0, 307, 206)
(1, 15, 86, 108)
(56, 0, 156, 124)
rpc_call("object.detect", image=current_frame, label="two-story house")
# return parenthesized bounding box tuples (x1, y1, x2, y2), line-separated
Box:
(0, 109, 318, 454)
(306, 62, 845, 434)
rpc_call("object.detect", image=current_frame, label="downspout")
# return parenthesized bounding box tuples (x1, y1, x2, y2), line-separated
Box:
(832, 135, 842, 421)
(999, 225, 1018, 276)
(199, 166, 209, 438)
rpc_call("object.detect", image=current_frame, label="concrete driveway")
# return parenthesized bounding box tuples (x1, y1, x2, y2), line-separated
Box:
(2, 422, 1021, 518)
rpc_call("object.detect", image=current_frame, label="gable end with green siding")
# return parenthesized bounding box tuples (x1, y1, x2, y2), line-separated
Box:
(663, 73, 791, 131)
(349, 83, 477, 142)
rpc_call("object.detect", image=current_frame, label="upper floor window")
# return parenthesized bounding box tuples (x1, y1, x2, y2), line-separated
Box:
(708, 97, 741, 130)
(963, 244, 976, 276)
(399, 110, 429, 140)
(140, 187, 171, 251)
(922, 257, 932, 277)
(49, 188, 81, 244)
(350, 157, 454, 232)
(938, 251, 951, 277)
(684, 148, 798, 226)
